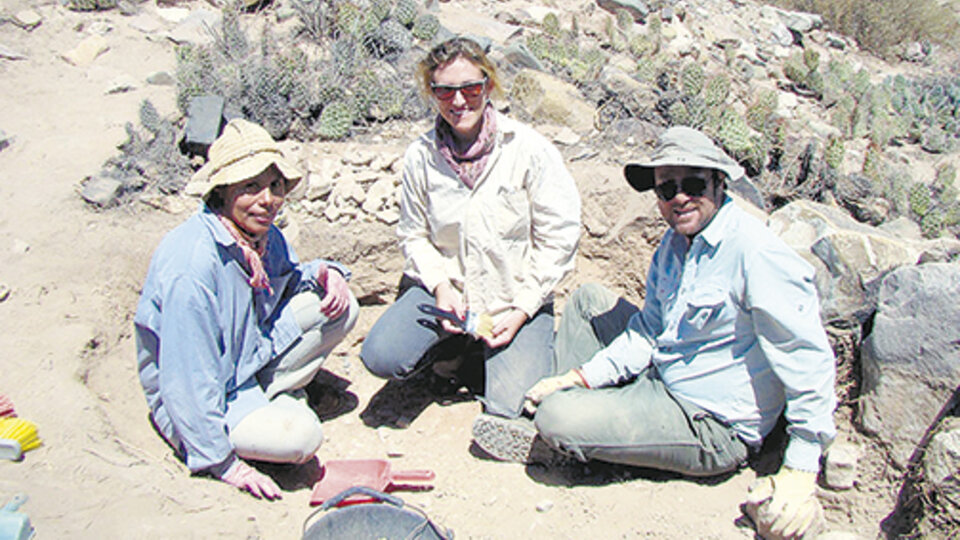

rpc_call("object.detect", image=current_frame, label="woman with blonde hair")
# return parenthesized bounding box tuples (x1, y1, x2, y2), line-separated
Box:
(361, 37, 581, 435)
(135, 119, 358, 499)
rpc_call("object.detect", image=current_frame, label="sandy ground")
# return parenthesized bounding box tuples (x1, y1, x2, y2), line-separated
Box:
(0, 2, 887, 538)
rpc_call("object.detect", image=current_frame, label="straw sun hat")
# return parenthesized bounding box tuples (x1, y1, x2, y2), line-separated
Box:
(190, 118, 303, 199)
(623, 126, 745, 193)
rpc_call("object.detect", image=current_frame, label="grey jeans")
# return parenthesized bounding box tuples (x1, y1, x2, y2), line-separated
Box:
(536, 283, 749, 477)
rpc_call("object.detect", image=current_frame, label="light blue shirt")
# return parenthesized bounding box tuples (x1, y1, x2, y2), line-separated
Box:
(134, 205, 348, 474)
(580, 198, 836, 471)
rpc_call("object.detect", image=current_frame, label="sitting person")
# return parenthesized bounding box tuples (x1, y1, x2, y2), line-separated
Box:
(360, 37, 581, 423)
(135, 118, 358, 499)
(475, 126, 837, 539)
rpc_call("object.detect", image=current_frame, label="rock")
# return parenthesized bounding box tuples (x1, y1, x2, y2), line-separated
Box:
(341, 149, 375, 168)
(774, 8, 822, 33)
(824, 33, 847, 50)
(375, 207, 400, 225)
(0, 130, 11, 152)
(768, 22, 795, 47)
(902, 42, 926, 63)
(596, 0, 649, 22)
(12, 9, 42, 30)
(330, 174, 365, 206)
(128, 12, 166, 34)
(535, 499, 554, 512)
(146, 71, 175, 86)
(182, 95, 224, 157)
(165, 9, 220, 45)
(510, 69, 596, 134)
(768, 200, 953, 324)
(552, 127, 580, 146)
(12, 240, 29, 254)
(0, 283, 10, 302)
(0, 43, 27, 60)
(105, 74, 138, 94)
(823, 441, 859, 490)
(923, 417, 960, 507)
(500, 42, 544, 72)
(80, 176, 124, 207)
(306, 168, 337, 201)
(436, 3, 521, 44)
(362, 177, 395, 214)
(858, 263, 960, 468)
(61, 34, 110, 67)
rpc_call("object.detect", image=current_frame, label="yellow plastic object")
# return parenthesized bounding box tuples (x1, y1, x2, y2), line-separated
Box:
(0, 418, 41, 453)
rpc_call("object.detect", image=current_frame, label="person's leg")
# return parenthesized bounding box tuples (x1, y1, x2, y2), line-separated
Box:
(259, 289, 359, 399)
(535, 372, 749, 476)
(479, 306, 555, 418)
(554, 283, 639, 373)
(360, 282, 454, 379)
(226, 382, 322, 464)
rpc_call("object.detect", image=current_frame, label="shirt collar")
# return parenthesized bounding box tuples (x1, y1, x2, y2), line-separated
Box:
(199, 203, 238, 248)
(696, 195, 734, 248)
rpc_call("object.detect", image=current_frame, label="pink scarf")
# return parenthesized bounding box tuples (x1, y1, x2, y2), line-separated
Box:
(217, 214, 273, 294)
(435, 103, 497, 189)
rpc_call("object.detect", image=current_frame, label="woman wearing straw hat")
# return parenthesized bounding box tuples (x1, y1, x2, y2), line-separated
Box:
(135, 118, 358, 499)
(360, 37, 581, 427)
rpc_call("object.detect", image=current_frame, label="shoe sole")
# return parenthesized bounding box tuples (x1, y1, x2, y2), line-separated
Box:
(472, 415, 569, 466)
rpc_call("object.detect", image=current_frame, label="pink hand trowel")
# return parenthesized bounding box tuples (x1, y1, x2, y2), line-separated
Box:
(309, 459, 435, 506)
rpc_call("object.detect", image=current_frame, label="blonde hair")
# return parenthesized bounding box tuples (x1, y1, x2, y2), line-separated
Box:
(416, 37, 503, 103)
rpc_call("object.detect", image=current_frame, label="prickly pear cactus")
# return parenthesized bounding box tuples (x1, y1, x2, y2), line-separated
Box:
(704, 75, 730, 107)
(394, 0, 418, 27)
(715, 108, 753, 155)
(824, 136, 845, 170)
(542, 12, 561, 37)
(317, 100, 356, 140)
(412, 14, 439, 41)
(680, 62, 705, 97)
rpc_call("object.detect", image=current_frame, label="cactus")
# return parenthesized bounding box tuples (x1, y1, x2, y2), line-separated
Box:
(370, 0, 391, 23)
(783, 53, 807, 86)
(680, 63, 705, 97)
(412, 14, 440, 41)
(375, 17, 413, 54)
(715, 108, 753, 155)
(616, 8, 634, 31)
(542, 12, 561, 37)
(394, 0, 417, 27)
(335, 2, 365, 39)
(66, 0, 117, 11)
(803, 48, 820, 72)
(935, 162, 957, 190)
(704, 75, 730, 107)
(629, 34, 655, 59)
(862, 143, 885, 182)
(909, 183, 932, 218)
(921, 210, 944, 238)
(317, 100, 355, 139)
(824, 136, 845, 170)
(746, 89, 777, 132)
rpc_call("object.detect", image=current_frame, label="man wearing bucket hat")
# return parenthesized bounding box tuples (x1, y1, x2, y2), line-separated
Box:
(474, 126, 836, 539)
(135, 118, 358, 499)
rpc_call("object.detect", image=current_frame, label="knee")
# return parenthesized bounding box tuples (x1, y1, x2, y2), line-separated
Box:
(569, 283, 615, 314)
(231, 403, 323, 465)
(534, 390, 582, 443)
(359, 330, 406, 379)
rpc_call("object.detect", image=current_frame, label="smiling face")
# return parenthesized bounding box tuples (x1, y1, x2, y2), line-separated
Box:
(221, 165, 287, 239)
(654, 165, 724, 239)
(430, 55, 489, 145)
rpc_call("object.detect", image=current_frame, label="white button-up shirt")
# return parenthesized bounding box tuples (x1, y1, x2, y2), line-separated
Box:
(397, 112, 581, 321)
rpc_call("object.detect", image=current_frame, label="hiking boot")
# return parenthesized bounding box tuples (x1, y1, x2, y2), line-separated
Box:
(471, 414, 571, 466)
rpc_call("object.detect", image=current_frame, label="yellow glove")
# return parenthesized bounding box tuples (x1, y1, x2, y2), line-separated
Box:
(522, 369, 586, 415)
(744, 467, 824, 539)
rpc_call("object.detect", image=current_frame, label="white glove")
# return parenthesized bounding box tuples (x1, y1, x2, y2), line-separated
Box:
(221, 460, 282, 500)
(744, 467, 824, 539)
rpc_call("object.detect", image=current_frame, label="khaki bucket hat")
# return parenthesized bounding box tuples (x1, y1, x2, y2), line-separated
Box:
(191, 118, 303, 199)
(623, 126, 744, 192)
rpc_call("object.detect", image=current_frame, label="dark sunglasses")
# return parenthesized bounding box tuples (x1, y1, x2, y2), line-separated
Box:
(653, 176, 711, 201)
(430, 78, 487, 101)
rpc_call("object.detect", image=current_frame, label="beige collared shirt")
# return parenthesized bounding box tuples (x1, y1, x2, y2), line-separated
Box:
(398, 112, 581, 322)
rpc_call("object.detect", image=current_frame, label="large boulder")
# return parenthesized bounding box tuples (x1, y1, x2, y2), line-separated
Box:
(858, 263, 960, 468)
(768, 200, 960, 324)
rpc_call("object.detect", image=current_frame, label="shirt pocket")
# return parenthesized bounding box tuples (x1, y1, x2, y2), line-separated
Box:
(678, 284, 729, 338)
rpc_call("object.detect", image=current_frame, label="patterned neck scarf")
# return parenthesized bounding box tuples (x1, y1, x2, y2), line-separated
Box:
(435, 102, 497, 189)
(216, 214, 273, 294)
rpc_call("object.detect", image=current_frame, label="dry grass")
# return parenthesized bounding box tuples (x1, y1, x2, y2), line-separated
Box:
(765, 0, 960, 60)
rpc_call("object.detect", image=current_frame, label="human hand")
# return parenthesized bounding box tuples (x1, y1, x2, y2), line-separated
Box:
(743, 467, 824, 540)
(221, 460, 282, 500)
(482, 309, 528, 349)
(433, 281, 464, 334)
(522, 369, 585, 415)
(317, 263, 350, 319)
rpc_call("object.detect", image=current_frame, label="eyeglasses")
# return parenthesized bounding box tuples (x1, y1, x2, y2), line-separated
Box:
(653, 176, 711, 201)
(430, 78, 487, 101)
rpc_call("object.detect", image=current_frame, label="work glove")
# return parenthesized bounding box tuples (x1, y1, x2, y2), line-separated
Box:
(743, 467, 824, 539)
(221, 460, 282, 500)
(523, 369, 585, 415)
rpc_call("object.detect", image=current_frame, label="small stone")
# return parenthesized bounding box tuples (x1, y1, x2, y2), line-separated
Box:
(61, 34, 110, 67)
(824, 442, 859, 490)
(0, 284, 11, 302)
(105, 74, 138, 94)
(0, 130, 12, 152)
(13, 9, 42, 30)
(553, 127, 580, 146)
(0, 43, 27, 61)
(535, 499, 554, 513)
(12, 240, 30, 254)
(146, 71, 175, 86)
(80, 176, 123, 207)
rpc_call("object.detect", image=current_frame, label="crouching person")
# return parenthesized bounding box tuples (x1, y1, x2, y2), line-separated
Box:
(475, 127, 837, 539)
(135, 119, 358, 499)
